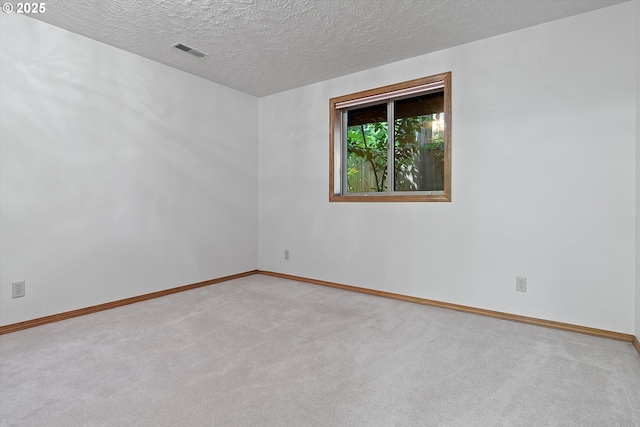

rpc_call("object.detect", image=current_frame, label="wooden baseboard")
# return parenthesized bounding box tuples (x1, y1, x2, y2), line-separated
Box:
(259, 271, 636, 344)
(0, 270, 259, 335)
(3, 268, 638, 357)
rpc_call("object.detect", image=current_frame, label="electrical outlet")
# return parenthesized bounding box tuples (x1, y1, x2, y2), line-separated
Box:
(284, 250, 290, 260)
(12, 281, 25, 298)
(516, 276, 527, 292)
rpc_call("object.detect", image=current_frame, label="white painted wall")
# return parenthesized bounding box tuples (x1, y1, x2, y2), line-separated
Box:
(259, 3, 637, 333)
(0, 14, 259, 325)
(635, 0, 640, 339)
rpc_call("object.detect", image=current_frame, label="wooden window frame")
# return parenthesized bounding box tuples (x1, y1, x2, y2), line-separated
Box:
(329, 72, 451, 202)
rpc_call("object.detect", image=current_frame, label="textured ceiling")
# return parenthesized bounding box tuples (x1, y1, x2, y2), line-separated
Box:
(18, 0, 628, 97)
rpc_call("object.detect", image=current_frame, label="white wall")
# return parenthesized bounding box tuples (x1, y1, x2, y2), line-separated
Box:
(0, 14, 259, 325)
(259, 3, 637, 333)
(635, 0, 640, 339)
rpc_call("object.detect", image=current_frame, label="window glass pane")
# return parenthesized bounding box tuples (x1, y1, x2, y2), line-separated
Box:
(393, 92, 445, 192)
(346, 103, 388, 193)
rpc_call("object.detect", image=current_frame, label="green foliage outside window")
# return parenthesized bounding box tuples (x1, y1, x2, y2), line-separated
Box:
(347, 114, 444, 193)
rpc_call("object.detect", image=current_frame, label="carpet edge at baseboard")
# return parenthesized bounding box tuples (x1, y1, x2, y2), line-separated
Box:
(633, 336, 640, 357)
(0, 270, 259, 335)
(3, 268, 638, 359)
(259, 271, 637, 348)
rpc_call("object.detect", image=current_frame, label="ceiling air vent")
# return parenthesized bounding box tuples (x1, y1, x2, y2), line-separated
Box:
(172, 43, 207, 58)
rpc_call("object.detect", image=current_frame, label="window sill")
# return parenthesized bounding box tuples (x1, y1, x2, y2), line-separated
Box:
(329, 193, 450, 202)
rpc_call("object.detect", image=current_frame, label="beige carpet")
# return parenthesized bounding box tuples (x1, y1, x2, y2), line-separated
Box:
(1, 274, 639, 426)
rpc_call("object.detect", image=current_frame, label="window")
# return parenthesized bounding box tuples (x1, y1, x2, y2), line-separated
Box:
(330, 72, 451, 202)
